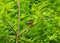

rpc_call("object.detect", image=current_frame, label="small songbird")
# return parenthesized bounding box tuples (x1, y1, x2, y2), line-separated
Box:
(26, 19, 33, 25)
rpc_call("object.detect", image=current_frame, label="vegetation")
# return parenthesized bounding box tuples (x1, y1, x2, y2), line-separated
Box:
(0, 0, 60, 43)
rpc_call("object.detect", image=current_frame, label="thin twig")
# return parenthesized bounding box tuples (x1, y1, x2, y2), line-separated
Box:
(7, 22, 17, 34)
(1, 35, 32, 43)
(19, 26, 30, 36)
(2, 16, 16, 34)
(42, 16, 54, 20)
(19, 37, 33, 43)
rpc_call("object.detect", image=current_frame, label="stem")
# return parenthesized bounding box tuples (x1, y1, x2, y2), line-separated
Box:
(16, 0, 20, 43)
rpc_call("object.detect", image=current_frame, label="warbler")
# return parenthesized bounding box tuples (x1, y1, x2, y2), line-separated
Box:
(26, 19, 33, 25)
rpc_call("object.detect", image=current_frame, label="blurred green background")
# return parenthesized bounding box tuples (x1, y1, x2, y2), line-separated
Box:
(0, 0, 60, 43)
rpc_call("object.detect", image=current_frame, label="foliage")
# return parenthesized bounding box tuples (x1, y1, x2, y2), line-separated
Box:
(0, 0, 60, 43)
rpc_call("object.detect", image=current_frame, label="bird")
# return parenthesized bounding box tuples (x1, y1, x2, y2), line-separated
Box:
(26, 19, 33, 26)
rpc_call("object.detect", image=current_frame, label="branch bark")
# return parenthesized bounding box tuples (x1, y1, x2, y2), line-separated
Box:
(16, 0, 20, 43)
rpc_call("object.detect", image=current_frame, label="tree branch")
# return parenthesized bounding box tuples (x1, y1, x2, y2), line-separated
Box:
(18, 16, 54, 37)
(7, 22, 17, 34)
(19, 26, 31, 36)
(42, 16, 54, 20)
(3, 35, 33, 43)
(19, 37, 33, 43)
(16, 0, 20, 43)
